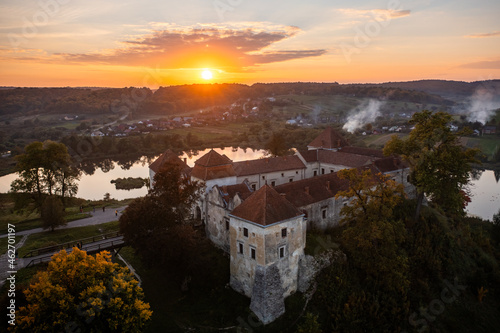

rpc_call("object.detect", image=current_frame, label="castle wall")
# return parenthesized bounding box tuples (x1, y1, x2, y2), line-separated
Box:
(229, 215, 305, 298)
(237, 169, 305, 191)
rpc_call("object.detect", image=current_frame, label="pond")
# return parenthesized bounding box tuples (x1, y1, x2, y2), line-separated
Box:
(0, 148, 267, 201)
(0, 150, 498, 220)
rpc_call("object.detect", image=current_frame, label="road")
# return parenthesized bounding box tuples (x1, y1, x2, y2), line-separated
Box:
(0, 206, 128, 286)
(0, 206, 127, 238)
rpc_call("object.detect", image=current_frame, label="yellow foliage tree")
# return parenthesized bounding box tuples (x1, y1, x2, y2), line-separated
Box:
(12, 248, 152, 332)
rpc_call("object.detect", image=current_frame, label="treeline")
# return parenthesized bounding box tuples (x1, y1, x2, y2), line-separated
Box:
(0, 82, 454, 116)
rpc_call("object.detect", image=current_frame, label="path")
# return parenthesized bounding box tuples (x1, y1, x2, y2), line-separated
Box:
(0, 235, 125, 286)
(0, 206, 127, 238)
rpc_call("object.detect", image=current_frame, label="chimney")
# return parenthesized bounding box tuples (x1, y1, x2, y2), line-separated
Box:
(304, 186, 309, 195)
(183, 158, 187, 164)
(326, 181, 330, 190)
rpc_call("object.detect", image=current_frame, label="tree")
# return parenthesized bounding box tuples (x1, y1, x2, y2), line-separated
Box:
(384, 110, 478, 219)
(120, 163, 201, 281)
(40, 195, 66, 231)
(11, 141, 79, 203)
(265, 132, 290, 157)
(335, 168, 408, 293)
(330, 168, 410, 330)
(13, 248, 152, 332)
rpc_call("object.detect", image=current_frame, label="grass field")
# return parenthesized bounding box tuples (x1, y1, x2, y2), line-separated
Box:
(466, 136, 500, 160)
(18, 220, 119, 257)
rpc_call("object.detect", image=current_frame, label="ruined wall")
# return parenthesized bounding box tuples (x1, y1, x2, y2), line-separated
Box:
(205, 187, 231, 251)
(300, 196, 348, 231)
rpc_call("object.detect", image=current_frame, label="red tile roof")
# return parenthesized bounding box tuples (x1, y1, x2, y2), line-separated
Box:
(339, 146, 385, 158)
(372, 157, 407, 173)
(217, 182, 253, 207)
(297, 150, 373, 168)
(273, 172, 350, 207)
(230, 185, 303, 226)
(149, 149, 191, 174)
(191, 164, 236, 181)
(194, 149, 232, 167)
(307, 127, 348, 150)
(233, 155, 306, 176)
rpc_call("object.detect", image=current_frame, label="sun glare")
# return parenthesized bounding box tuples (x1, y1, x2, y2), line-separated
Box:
(201, 70, 213, 80)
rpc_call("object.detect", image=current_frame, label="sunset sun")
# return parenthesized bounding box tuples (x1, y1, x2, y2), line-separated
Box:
(201, 70, 213, 80)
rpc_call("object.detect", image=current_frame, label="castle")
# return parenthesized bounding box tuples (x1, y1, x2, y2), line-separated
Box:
(149, 127, 413, 324)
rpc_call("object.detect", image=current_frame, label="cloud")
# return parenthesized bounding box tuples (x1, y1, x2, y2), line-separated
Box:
(459, 59, 500, 69)
(338, 8, 411, 21)
(465, 31, 500, 38)
(57, 23, 326, 72)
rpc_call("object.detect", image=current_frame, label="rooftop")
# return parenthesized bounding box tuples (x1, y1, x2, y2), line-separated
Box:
(307, 127, 348, 150)
(231, 185, 302, 226)
(149, 149, 191, 175)
(233, 155, 306, 176)
(194, 149, 232, 167)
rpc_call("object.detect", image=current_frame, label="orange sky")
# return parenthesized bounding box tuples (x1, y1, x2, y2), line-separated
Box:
(0, 1, 499, 87)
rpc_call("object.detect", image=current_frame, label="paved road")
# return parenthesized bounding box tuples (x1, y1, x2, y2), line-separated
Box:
(0, 206, 128, 286)
(0, 206, 127, 238)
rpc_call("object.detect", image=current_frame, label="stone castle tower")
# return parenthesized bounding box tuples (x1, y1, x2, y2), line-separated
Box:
(229, 185, 306, 324)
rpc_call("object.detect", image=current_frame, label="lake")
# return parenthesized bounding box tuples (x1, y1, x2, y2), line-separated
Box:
(0, 149, 498, 220)
(0, 148, 267, 201)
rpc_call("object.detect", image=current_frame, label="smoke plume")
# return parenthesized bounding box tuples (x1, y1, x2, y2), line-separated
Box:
(343, 99, 383, 133)
(466, 87, 500, 124)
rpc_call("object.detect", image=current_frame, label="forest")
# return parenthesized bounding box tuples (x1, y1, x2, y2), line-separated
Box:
(0, 81, 458, 117)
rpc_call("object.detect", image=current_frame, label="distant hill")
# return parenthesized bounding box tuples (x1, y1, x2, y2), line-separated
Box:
(370, 79, 500, 100)
(3, 80, 499, 116)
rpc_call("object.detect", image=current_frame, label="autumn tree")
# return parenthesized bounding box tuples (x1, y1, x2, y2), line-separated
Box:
(384, 110, 478, 219)
(40, 195, 66, 231)
(329, 168, 410, 330)
(13, 248, 152, 332)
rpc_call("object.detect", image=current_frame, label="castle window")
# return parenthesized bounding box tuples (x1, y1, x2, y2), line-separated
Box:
(289, 178, 293, 182)
(238, 242, 244, 255)
(281, 173, 284, 177)
(281, 228, 287, 238)
(224, 217, 229, 230)
(251, 183, 256, 191)
(321, 168, 325, 174)
(313, 170, 317, 176)
(279, 246, 286, 259)
(271, 181, 276, 187)
(407, 175, 410, 182)
(262, 175, 265, 180)
(243, 227, 248, 237)
(296, 171, 299, 174)
(250, 247, 256, 260)
(322, 208, 327, 219)
(330, 169, 334, 173)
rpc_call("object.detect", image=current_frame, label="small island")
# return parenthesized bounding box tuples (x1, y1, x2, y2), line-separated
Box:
(110, 177, 148, 190)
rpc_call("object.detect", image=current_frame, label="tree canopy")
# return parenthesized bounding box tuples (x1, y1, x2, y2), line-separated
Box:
(40, 195, 66, 231)
(384, 110, 479, 218)
(11, 140, 80, 203)
(120, 162, 202, 282)
(13, 248, 152, 332)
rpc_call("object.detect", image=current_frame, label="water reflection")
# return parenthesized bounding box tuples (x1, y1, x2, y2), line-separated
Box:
(1, 148, 497, 220)
(466, 170, 500, 221)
